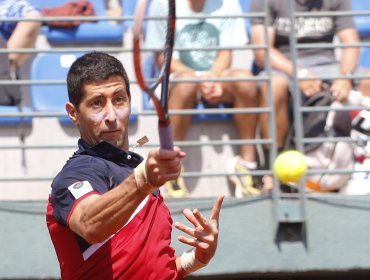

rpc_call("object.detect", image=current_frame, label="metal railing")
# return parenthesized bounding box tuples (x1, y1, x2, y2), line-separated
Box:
(0, 0, 368, 188)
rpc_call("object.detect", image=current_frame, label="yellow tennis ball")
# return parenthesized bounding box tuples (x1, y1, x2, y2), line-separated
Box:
(273, 150, 307, 183)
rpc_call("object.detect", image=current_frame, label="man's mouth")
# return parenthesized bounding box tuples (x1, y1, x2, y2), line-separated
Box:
(101, 130, 120, 137)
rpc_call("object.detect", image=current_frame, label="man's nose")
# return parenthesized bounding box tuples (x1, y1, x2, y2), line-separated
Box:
(104, 103, 117, 122)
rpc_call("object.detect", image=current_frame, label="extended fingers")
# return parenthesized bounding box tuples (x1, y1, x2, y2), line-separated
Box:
(209, 195, 225, 222)
(175, 221, 216, 247)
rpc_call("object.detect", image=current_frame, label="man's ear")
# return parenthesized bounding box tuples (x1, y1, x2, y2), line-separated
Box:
(66, 102, 78, 125)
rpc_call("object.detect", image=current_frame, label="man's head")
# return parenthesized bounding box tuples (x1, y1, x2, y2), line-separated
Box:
(66, 51, 132, 151)
(67, 51, 130, 108)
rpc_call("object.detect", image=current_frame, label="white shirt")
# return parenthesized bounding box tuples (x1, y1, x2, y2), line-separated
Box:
(145, 0, 248, 70)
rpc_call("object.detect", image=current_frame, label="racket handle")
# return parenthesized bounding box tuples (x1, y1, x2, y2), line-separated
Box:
(158, 121, 174, 150)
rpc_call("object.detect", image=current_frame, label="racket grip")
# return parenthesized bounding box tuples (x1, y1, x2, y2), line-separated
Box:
(158, 121, 174, 150)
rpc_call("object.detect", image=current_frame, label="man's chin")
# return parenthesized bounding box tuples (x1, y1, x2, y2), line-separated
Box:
(105, 139, 119, 146)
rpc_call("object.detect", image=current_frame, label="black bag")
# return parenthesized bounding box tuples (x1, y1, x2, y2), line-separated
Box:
(0, 70, 21, 106)
(286, 89, 354, 191)
(288, 89, 351, 150)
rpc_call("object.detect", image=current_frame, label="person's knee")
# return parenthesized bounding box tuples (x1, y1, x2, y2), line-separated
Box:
(222, 69, 257, 96)
(261, 75, 289, 102)
(170, 71, 197, 105)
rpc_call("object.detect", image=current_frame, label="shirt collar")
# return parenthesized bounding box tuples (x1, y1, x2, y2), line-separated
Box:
(76, 138, 143, 167)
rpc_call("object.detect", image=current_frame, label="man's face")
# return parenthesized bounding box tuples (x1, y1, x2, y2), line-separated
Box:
(67, 75, 131, 151)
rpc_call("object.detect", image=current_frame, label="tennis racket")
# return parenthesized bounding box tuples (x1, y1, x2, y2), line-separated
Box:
(133, 0, 176, 150)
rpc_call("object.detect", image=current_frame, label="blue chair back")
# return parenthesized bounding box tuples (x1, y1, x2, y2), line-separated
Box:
(31, 52, 137, 124)
(359, 47, 370, 68)
(351, 0, 370, 38)
(122, 0, 137, 31)
(31, 53, 82, 112)
(31, 53, 84, 124)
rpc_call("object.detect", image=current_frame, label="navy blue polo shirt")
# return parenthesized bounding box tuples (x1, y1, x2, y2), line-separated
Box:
(51, 139, 143, 227)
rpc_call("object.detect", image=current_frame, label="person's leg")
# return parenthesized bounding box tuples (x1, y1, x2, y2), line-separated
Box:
(260, 75, 290, 152)
(221, 69, 260, 196)
(7, 10, 42, 70)
(258, 74, 290, 193)
(168, 71, 198, 141)
(165, 71, 198, 198)
(221, 69, 258, 163)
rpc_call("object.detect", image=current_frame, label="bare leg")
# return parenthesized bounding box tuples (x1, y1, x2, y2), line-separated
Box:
(168, 71, 198, 141)
(258, 75, 290, 193)
(260, 75, 290, 149)
(221, 69, 258, 163)
(165, 71, 197, 198)
(222, 69, 260, 196)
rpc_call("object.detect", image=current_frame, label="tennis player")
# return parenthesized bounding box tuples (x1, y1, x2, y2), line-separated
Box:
(46, 51, 224, 279)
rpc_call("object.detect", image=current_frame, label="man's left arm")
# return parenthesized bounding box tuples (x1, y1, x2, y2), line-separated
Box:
(210, 49, 232, 76)
(174, 195, 225, 277)
(331, 27, 360, 101)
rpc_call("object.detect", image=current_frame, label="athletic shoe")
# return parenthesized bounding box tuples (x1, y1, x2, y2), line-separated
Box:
(226, 156, 261, 197)
(164, 166, 189, 198)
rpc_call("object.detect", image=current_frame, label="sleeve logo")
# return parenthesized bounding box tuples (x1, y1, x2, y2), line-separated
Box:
(68, 181, 94, 199)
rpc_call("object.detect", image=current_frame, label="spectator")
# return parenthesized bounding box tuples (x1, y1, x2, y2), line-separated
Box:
(250, 0, 370, 174)
(0, 0, 42, 79)
(0, 35, 21, 105)
(46, 51, 224, 279)
(146, 0, 260, 198)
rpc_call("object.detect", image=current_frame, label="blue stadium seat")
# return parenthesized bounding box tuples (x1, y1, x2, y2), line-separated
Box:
(122, 0, 151, 36)
(29, 0, 124, 44)
(351, 0, 370, 38)
(359, 47, 370, 68)
(0, 106, 32, 126)
(31, 52, 83, 125)
(122, 0, 137, 31)
(142, 54, 231, 122)
(31, 52, 137, 125)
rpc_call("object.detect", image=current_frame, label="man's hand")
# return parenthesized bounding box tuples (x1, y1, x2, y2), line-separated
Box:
(330, 79, 352, 102)
(146, 146, 186, 186)
(196, 72, 223, 104)
(175, 195, 225, 265)
(298, 70, 323, 97)
(135, 146, 186, 194)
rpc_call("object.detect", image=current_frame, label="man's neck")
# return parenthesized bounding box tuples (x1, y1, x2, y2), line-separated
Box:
(188, 0, 206, 13)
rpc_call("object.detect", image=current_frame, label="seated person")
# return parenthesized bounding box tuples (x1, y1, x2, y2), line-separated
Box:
(0, 0, 42, 78)
(145, 0, 260, 198)
(249, 0, 370, 174)
(0, 29, 20, 105)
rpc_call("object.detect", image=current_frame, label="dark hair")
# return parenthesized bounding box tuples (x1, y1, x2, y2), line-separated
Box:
(67, 51, 131, 108)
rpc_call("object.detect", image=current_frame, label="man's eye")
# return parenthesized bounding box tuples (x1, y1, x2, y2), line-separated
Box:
(92, 100, 102, 107)
(115, 96, 126, 104)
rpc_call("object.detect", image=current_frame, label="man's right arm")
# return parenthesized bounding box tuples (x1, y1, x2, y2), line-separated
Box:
(68, 174, 148, 244)
(251, 24, 296, 76)
(68, 147, 185, 244)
